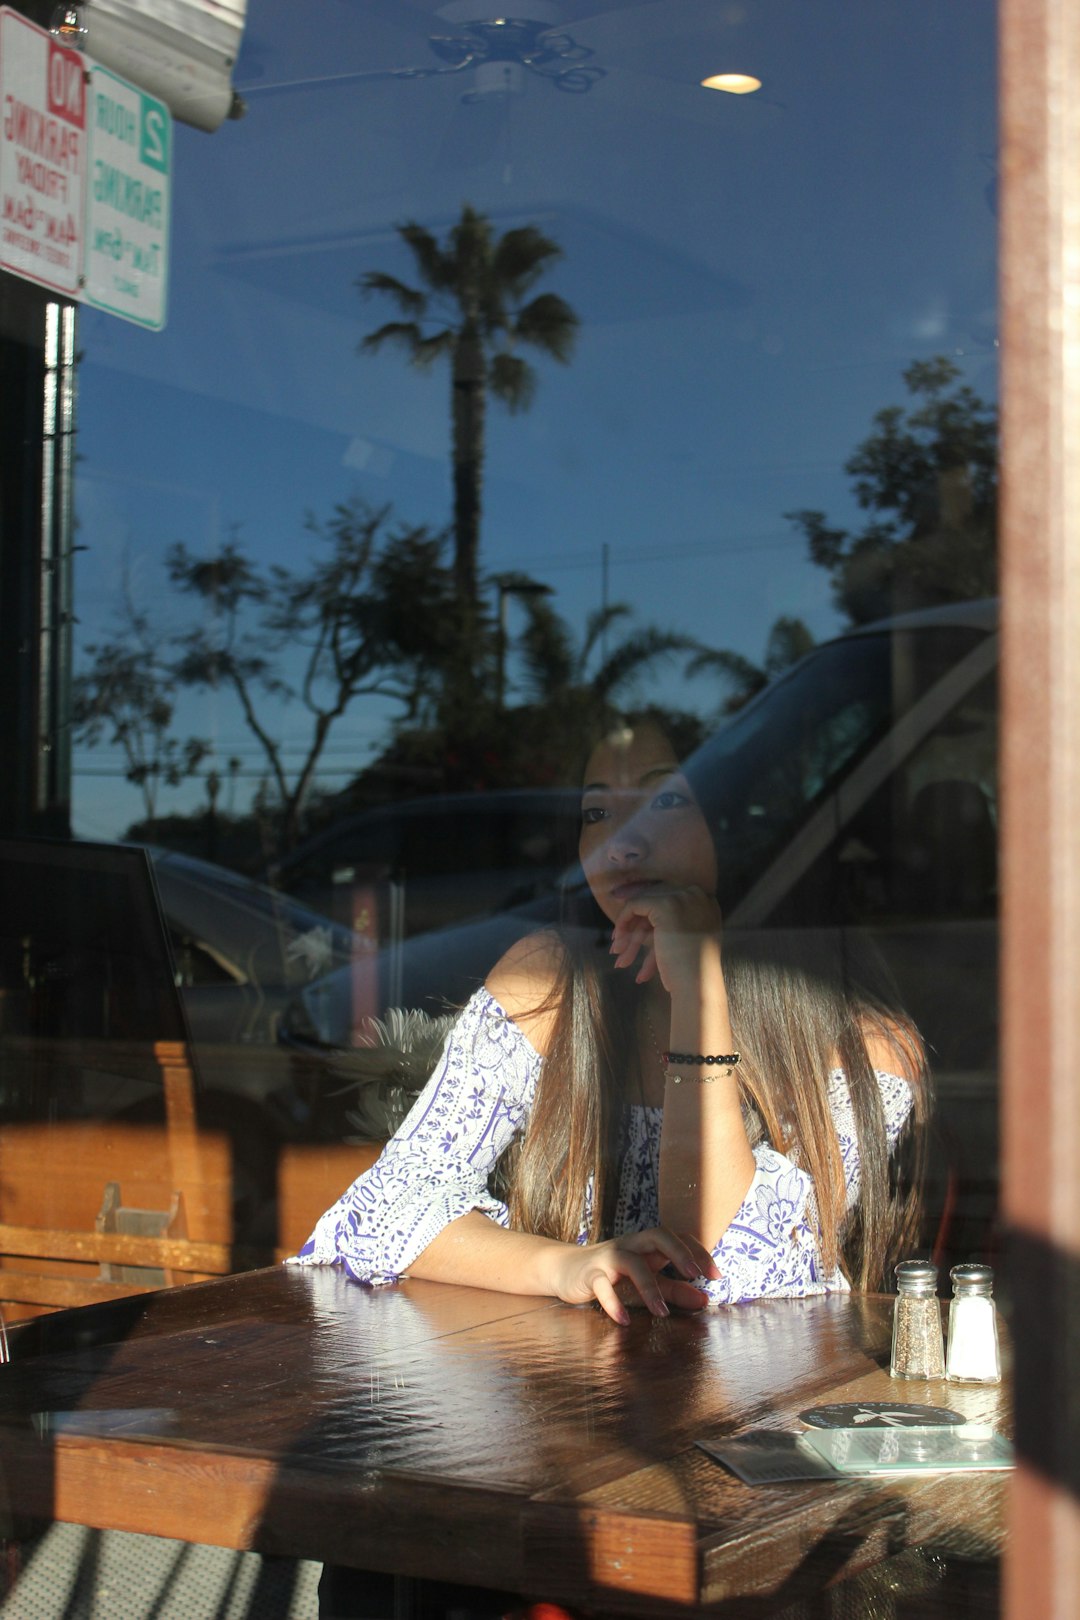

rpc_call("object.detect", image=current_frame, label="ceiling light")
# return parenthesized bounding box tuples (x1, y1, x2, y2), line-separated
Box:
(701, 73, 762, 95)
(49, 4, 87, 50)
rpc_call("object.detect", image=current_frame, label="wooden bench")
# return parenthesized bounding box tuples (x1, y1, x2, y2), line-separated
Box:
(0, 1041, 235, 1321)
(0, 1034, 386, 1317)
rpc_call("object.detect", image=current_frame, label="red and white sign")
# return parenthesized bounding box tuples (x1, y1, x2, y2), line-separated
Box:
(0, 7, 86, 296)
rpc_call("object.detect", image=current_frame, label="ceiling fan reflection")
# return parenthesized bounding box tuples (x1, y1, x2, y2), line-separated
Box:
(238, 13, 605, 105)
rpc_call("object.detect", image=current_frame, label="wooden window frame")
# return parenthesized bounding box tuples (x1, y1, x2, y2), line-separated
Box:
(1000, 0, 1080, 1612)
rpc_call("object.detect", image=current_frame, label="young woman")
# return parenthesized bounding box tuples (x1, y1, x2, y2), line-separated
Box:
(295, 719, 928, 1318)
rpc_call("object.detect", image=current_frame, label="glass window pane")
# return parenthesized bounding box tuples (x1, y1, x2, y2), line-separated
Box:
(1, 0, 997, 1519)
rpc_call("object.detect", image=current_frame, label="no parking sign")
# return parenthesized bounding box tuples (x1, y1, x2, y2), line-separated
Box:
(0, 6, 85, 297)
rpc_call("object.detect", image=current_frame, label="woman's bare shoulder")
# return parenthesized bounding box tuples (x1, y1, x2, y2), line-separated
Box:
(485, 930, 566, 1055)
(860, 1014, 924, 1083)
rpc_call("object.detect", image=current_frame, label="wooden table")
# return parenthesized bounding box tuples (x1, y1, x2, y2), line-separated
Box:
(0, 1268, 1009, 1615)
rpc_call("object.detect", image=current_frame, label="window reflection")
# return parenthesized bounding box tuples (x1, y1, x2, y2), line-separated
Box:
(1, 1, 998, 1297)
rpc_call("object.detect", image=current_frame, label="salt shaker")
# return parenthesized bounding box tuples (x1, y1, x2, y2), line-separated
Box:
(890, 1259, 945, 1379)
(946, 1263, 1002, 1384)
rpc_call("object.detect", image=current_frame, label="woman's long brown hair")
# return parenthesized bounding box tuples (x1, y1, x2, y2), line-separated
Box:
(504, 895, 930, 1291)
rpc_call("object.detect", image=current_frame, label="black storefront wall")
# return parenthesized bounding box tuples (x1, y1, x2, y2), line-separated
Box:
(0, 266, 76, 841)
(0, 1, 76, 839)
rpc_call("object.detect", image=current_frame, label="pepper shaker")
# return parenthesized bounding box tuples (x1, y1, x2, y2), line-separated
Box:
(890, 1259, 945, 1379)
(946, 1263, 1002, 1384)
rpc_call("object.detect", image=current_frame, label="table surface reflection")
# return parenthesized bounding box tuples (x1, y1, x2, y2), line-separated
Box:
(0, 1268, 1010, 1613)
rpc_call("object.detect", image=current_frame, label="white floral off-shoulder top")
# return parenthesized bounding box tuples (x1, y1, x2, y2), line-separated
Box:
(293, 987, 914, 1303)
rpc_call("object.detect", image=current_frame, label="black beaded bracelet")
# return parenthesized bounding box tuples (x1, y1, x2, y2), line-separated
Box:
(663, 1051, 740, 1068)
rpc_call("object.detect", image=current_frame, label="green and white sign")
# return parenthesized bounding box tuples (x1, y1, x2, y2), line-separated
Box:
(83, 64, 169, 329)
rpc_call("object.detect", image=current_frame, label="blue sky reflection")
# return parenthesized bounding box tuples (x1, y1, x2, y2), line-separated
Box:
(70, 0, 997, 838)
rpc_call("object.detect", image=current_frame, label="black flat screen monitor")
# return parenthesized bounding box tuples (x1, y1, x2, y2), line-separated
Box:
(0, 838, 189, 1047)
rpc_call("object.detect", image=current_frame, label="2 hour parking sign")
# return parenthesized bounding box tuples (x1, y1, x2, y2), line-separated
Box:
(83, 64, 169, 328)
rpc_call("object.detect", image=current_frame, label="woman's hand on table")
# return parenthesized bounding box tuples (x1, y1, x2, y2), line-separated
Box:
(547, 1227, 719, 1325)
(609, 885, 723, 992)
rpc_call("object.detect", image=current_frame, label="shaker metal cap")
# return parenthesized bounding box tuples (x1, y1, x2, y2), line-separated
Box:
(949, 1263, 994, 1293)
(894, 1259, 939, 1293)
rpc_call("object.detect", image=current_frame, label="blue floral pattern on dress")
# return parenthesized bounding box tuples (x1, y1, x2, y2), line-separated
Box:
(294, 987, 913, 1303)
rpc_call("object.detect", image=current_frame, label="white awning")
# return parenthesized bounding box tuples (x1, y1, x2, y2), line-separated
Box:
(84, 0, 248, 133)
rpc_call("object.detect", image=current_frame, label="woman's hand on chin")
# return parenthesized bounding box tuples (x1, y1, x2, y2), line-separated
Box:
(547, 1227, 719, 1324)
(609, 885, 723, 992)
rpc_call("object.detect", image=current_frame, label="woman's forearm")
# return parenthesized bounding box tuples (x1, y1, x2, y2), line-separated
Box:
(658, 940, 756, 1244)
(404, 1209, 569, 1295)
